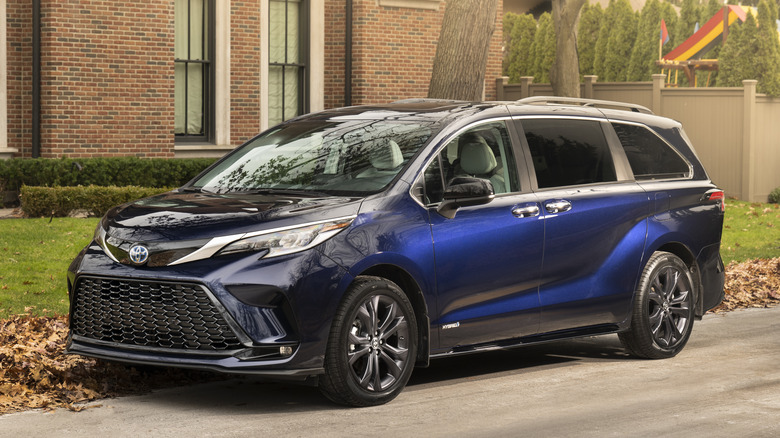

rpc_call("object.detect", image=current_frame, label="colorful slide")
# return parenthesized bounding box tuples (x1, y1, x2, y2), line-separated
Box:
(663, 6, 748, 61)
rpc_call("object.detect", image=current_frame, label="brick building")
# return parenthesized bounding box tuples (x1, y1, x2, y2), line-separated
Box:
(0, 0, 503, 160)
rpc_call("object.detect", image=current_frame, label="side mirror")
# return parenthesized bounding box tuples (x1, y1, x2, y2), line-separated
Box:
(436, 177, 495, 219)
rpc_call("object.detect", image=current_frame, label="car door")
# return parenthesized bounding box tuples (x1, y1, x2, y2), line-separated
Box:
(420, 120, 545, 350)
(514, 116, 650, 334)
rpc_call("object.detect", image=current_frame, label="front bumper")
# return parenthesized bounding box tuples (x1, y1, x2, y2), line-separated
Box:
(66, 242, 350, 377)
(66, 335, 323, 380)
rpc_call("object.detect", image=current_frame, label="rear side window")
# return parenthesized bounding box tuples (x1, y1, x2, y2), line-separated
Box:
(612, 122, 690, 180)
(521, 118, 617, 189)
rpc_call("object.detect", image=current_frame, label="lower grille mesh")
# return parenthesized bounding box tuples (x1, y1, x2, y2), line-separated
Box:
(72, 277, 243, 351)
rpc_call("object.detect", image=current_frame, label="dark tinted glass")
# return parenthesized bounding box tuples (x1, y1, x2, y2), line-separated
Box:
(522, 119, 617, 189)
(612, 123, 690, 179)
(423, 156, 445, 204)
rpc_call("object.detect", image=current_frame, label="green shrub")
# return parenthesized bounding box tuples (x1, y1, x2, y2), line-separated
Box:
(769, 187, 780, 204)
(0, 157, 215, 192)
(20, 185, 173, 218)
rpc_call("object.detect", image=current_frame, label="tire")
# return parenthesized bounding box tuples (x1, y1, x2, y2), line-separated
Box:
(319, 276, 418, 407)
(619, 251, 695, 359)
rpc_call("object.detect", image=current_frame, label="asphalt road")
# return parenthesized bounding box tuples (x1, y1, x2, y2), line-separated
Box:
(2, 307, 779, 437)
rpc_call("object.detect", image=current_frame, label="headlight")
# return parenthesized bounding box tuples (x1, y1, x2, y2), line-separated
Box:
(93, 215, 107, 243)
(93, 216, 122, 263)
(215, 217, 355, 259)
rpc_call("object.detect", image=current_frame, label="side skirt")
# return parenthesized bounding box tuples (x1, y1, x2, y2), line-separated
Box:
(429, 324, 621, 359)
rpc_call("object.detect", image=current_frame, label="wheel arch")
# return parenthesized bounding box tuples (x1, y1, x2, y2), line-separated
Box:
(358, 264, 431, 367)
(653, 242, 705, 317)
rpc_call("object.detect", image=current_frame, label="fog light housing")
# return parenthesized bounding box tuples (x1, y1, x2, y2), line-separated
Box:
(280, 346, 293, 357)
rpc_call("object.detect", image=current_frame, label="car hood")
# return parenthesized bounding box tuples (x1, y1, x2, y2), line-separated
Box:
(103, 191, 363, 243)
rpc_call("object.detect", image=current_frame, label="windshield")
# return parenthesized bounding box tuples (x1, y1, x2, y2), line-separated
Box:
(190, 119, 439, 195)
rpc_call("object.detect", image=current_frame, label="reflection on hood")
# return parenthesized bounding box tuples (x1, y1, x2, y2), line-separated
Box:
(104, 191, 362, 242)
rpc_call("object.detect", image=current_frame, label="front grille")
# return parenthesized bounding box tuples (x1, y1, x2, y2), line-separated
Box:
(72, 277, 243, 351)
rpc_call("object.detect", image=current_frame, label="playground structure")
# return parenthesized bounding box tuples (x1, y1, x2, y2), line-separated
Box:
(656, 5, 749, 86)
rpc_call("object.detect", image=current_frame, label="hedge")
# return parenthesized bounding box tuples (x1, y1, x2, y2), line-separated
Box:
(0, 157, 216, 192)
(770, 187, 780, 204)
(20, 185, 173, 218)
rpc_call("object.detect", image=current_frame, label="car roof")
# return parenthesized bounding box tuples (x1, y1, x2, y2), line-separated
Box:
(294, 98, 681, 131)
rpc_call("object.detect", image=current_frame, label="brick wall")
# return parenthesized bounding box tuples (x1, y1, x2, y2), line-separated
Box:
(6, 0, 505, 159)
(7, 1, 265, 158)
(7, 0, 177, 158)
(324, 0, 504, 109)
(485, 1, 504, 101)
(7, 1, 33, 158)
(230, 1, 261, 146)
(324, 0, 346, 110)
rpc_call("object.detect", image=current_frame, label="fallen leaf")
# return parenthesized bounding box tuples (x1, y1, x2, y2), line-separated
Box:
(0, 314, 226, 414)
(710, 258, 780, 313)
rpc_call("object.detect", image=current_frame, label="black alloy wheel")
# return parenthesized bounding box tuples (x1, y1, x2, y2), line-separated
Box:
(619, 251, 695, 359)
(320, 276, 418, 407)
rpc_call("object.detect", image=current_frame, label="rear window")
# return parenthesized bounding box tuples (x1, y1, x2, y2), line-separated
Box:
(612, 122, 690, 180)
(521, 118, 617, 189)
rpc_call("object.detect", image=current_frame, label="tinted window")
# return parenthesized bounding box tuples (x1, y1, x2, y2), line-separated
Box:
(423, 121, 519, 204)
(612, 123, 690, 180)
(522, 119, 617, 189)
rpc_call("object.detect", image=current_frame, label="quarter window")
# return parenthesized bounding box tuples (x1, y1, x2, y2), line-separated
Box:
(521, 119, 617, 189)
(175, 0, 213, 140)
(269, 0, 307, 126)
(612, 123, 690, 179)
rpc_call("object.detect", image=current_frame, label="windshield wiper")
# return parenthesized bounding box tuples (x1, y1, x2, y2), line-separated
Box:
(179, 187, 218, 194)
(242, 188, 331, 197)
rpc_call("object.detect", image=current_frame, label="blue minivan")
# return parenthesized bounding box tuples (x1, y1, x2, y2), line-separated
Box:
(67, 98, 725, 406)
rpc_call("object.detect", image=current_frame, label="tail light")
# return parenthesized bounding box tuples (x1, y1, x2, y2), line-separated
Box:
(703, 189, 725, 212)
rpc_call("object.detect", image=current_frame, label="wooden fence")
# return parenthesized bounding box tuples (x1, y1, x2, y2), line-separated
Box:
(496, 75, 780, 202)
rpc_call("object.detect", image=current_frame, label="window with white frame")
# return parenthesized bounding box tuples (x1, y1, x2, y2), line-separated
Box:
(269, 0, 307, 126)
(175, 0, 213, 141)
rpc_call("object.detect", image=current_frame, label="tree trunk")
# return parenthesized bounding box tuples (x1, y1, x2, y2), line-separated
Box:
(551, 0, 586, 97)
(428, 0, 499, 101)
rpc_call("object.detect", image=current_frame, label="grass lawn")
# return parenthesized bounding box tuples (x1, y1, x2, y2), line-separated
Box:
(0, 199, 777, 319)
(721, 200, 780, 265)
(0, 217, 99, 319)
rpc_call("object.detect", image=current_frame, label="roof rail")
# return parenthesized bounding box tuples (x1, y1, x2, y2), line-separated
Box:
(516, 96, 654, 115)
(391, 98, 465, 105)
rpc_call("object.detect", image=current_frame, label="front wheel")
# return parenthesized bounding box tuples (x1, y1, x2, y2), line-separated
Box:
(319, 276, 418, 407)
(619, 251, 695, 359)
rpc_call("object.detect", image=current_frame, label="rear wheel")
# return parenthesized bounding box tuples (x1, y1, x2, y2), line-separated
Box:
(619, 251, 695, 359)
(319, 276, 418, 407)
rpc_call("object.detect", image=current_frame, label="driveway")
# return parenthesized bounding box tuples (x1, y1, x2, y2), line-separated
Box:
(2, 307, 779, 437)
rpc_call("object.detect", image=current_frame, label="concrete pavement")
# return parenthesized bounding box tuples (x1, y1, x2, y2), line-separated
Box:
(1, 307, 779, 437)
(0, 208, 21, 219)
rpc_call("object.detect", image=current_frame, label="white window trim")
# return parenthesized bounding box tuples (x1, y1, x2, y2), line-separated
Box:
(376, 0, 440, 10)
(260, 0, 270, 131)
(214, 2, 230, 147)
(309, 1, 324, 116)
(175, 1, 232, 158)
(0, 0, 14, 159)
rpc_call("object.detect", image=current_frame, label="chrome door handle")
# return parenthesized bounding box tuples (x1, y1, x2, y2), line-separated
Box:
(544, 200, 572, 214)
(512, 205, 540, 218)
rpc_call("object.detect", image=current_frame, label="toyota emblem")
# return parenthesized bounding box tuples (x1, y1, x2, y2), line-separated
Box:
(128, 244, 150, 265)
